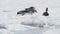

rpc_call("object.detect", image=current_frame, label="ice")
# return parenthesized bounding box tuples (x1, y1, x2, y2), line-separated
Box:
(43, 28, 60, 34)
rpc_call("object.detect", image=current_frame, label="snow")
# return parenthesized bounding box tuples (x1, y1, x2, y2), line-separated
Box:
(0, 0, 60, 34)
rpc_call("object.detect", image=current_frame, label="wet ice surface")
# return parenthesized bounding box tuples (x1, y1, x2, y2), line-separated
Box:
(0, 22, 59, 34)
(6, 23, 58, 34)
(14, 28, 45, 34)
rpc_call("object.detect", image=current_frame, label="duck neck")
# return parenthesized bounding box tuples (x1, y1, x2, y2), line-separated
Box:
(46, 8, 48, 12)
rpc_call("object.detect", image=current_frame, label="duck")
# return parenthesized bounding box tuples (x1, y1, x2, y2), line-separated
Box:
(43, 8, 49, 16)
